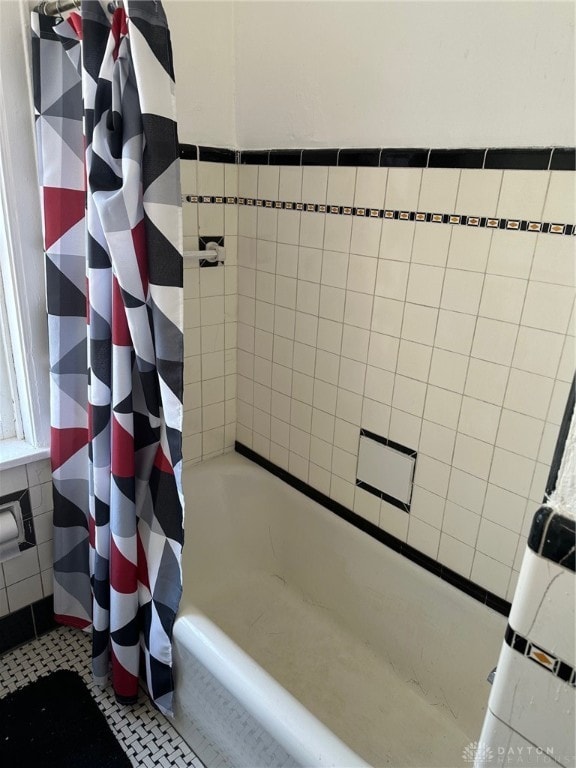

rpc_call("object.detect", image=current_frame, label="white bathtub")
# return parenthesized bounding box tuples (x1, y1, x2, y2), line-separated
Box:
(173, 453, 506, 767)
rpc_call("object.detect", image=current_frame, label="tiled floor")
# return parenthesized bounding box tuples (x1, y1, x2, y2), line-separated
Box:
(0, 627, 205, 768)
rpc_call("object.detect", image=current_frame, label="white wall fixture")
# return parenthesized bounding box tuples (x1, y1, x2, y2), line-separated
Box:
(356, 432, 416, 510)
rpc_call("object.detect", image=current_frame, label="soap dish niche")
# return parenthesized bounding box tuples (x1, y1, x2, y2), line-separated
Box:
(356, 428, 417, 513)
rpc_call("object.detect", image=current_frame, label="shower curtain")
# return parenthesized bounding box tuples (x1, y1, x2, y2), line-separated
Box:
(31, 0, 184, 715)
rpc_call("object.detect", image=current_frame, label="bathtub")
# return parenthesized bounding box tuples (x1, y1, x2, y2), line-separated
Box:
(173, 452, 506, 767)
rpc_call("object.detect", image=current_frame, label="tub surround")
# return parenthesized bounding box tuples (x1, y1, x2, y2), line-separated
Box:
(181, 144, 575, 609)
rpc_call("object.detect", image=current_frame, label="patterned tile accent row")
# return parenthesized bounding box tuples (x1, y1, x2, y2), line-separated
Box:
(0, 627, 206, 768)
(505, 624, 576, 686)
(182, 195, 575, 237)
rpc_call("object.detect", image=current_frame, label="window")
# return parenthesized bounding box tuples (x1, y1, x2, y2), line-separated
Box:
(0, 1, 50, 469)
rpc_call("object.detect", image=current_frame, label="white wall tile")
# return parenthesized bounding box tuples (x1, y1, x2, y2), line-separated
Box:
(496, 409, 544, 460)
(396, 340, 432, 381)
(388, 408, 421, 447)
(257, 165, 280, 200)
(375, 258, 409, 300)
(309, 436, 332, 472)
(479, 275, 527, 324)
(447, 468, 487, 515)
(512, 326, 565, 377)
(350, 217, 383, 258)
(447, 226, 492, 272)
(490, 448, 536, 497)
(344, 291, 373, 329)
(428, 348, 468, 393)
(379, 220, 415, 262)
(379, 499, 409, 541)
(361, 398, 391, 435)
(530, 235, 575, 287)
(400, 303, 437, 346)
(442, 501, 480, 546)
(476, 518, 519, 565)
(424, 386, 462, 430)
(335, 388, 363, 425)
(438, 533, 474, 577)
(471, 317, 517, 366)
(418, 168, 460, 213)
(454, 169, 502, 217)
(277, 210, 301, 245)
(299, 212, 325, 249)
(542, 170, 576, 223)
(372, 297, 404, 337)
(406, 264, 444, 307)
(487, 230, 536, 279)
(434, 309, 476, 355)
(452, 433, 493, 480)
(483, 484, 527, 534)
(302, 166, 328, 202)
(407, 516, 440, 559)
(392, 375, 426, 416)
(321, 250, 349, 288)
(347, 254, 377, 294)
(338, 357, 366, 395)
(353, 486, 380, 525)
(323, 215, 352, 253)
(496, 170, 550, 221)
(410, 485, 445, 529)
(470, 551, 511, 596)
(521, 280, 574, 334)
(458, 396, 501, 444)
(327, 166, 356, 206)
(279, 166, 302, 201)
(504, 368, 554, 419)
(414, 455, 451, 497)
(411, 223, 452, 267)
(465, 358, 509, 406)
(419, 420, 455, 464)
(364, 366, 394, 405)
(7, 575, 42, 612)
(354, 167, 388, 209)
(296, 281, 320, 315)
(384, 168, 422, 211)
(441, 269, 484, 314)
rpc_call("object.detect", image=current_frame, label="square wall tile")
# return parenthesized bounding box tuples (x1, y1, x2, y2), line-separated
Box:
(504, 368, 554, 420)
(418, 168, 460, 213)
(375, 259, 409, 300)
(384, 168, 422, 211)
(368, 332, 399, 371)
(471, 317, 517, 366)
(483, 484, 527, 534)
(324, 215, 353, 253)
(479, 275, 527, 324)
(496, 170, 550, 221)
(442, 501, 480, 547)
(470, 551, 511, 598)
(542, 171, 576, 224)
(411, 223, 452, 267)
(438, 533, 474, 578)
(279, 166, 303, 201)
(428, 348, 468, 394)
(487, 231, 536, 279)
(344, 292, 373, 330)
(347, 254, 377, 295)
(434, 310, 476, 355)
(396, 340, 432, 381)
(496, 409, 544, 460)
(441, 269, 484, 314)
(489, 447, 536, 498)
(454, 169, 502, 217)
(447, 226, 492, 273)
(407, 517, 440, 559)
(458, 396, 501, 444)
(379, 220, 416, 262)
(400, 303, 438, 346)
(406, 264, 444, 307)
(465, 358, 509, 406)
(372, 297, 404, 338)
(447, 468, 487, 515)
(342, 325, 371, 364)
(452, 433, 493, 480)
(327, 166, 357, 206)
(530, 235, 575, 288)
(302, 166, 329, 203)
(424, 386, 462, 430)
(354, 167, 388, 209)
(512, 326, 565, 377)
(410, 485, 445, 529)
(350, 217, 383, 258)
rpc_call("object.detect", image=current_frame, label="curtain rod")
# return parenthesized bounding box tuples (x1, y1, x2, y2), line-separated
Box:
(35, 0, 80, 15)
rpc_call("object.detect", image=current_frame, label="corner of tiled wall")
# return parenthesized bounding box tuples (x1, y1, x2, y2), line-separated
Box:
(182, 159, 238, 467)
(0, 459, 53, 618)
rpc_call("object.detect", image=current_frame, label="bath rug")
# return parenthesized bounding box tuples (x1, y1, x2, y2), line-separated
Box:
(0, 669, 132, 767)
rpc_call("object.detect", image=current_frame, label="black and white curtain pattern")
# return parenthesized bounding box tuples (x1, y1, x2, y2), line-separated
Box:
(31, 0, 184, 714)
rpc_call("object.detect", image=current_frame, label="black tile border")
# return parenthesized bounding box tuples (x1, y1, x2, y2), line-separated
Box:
(179, 143, 237, 164)
(528, 506, 575, 573)
(185, 144, 576, 170)
(505, 623, 576, 687)
(235, 441, 511, 617)
(545, 374, 575, 498)
(0, 596, 55, 656)
(356, 428, 417, 513)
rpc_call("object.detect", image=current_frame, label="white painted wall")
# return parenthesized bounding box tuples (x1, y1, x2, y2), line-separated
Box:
(233, 1, 575, 149)
(165, 0, 237, 147)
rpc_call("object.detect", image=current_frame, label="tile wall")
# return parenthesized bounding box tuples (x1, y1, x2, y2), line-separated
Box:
(0, 460, 53, 617)
(181, 160, 238, 467)
(231, 162, 575, 602)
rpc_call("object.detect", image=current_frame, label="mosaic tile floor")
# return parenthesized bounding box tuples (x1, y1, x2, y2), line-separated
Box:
(0, 627, 205, 768)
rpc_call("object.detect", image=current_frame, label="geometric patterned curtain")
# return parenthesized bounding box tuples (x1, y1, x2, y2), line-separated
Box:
(31, 0, 184, 715)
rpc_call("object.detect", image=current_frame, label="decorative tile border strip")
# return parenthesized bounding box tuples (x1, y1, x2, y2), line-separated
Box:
(182, 194, 575, 237)
(505, 624, 576, 686)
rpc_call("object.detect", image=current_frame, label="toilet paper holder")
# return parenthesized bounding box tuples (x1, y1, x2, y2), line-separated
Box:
(0, 489, 36, 554)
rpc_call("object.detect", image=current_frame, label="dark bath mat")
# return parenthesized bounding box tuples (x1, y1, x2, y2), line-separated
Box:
(0, 670, 132, 767)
